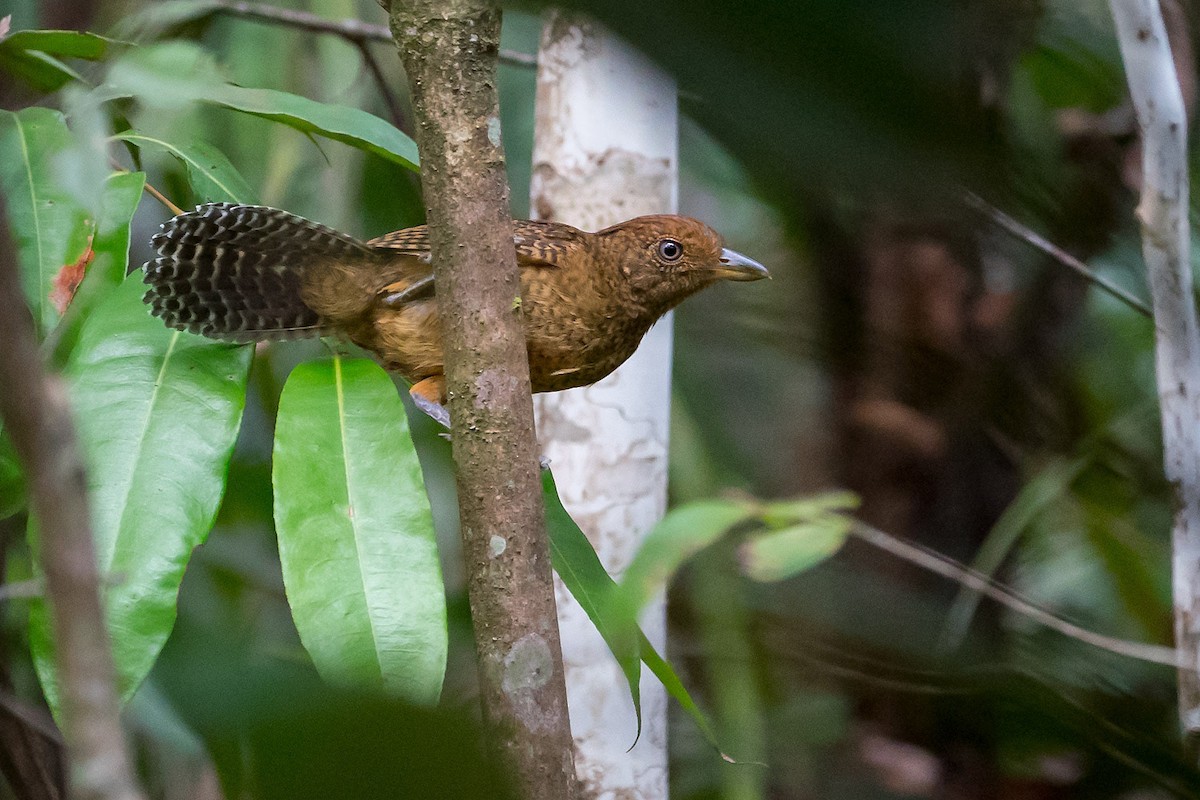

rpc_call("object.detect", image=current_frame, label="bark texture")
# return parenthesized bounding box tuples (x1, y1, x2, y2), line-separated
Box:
(380, 2, 576, 797)
(530, 13, 675, 800)
(0, 202, 144, 800)
(1109, 0, 1200, 754)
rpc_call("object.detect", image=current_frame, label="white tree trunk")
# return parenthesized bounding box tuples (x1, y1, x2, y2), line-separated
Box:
(531, 12, 677, 799)
(1108, 0, 1200, 750)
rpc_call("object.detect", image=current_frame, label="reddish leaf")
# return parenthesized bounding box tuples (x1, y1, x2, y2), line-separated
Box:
(49, 233, 94, 315)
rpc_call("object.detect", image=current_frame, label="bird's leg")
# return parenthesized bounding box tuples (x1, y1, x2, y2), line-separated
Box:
(409, 375, 450, 428)
(410, 374, 550, 468)
(379, 275, 435, 309)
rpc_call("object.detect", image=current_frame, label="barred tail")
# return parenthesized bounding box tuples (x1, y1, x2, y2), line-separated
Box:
(143, 203, 376, 342)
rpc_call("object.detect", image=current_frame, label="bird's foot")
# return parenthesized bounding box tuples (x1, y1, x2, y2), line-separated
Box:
(409, 376, 450, 429)
(411, 393, 451, 429)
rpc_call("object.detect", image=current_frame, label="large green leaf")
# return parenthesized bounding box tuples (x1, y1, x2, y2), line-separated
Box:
(0, 29, 122, 92)
(100, 43, 419, 171)
(113, 131, 256, 205)
(0, 108, 92, 336)
(273, 357, 446, 704)
(30, 277, 252, 713)
(545, 470, 724, 750)
(208, 84, 418, 171)
(46, 170, 146, 363)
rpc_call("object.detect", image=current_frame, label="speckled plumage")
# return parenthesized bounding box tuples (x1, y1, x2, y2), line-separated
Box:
(144, 202, 767, 416)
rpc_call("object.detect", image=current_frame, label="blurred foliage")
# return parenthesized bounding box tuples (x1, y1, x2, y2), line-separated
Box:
(0, 0, 1198, 798)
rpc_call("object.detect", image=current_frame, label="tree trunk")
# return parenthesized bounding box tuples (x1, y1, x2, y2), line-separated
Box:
(381, 3, 577, 797)
(531, 12, 676, 800)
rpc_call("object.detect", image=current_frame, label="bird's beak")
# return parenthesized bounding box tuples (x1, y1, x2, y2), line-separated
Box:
(713, 248, 770, 281)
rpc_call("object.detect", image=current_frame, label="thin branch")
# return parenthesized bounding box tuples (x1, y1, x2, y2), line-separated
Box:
(965, 192, 1154, 318)
(206, 0, 537, 68)
(106, 157, 184, 216)
(0, 578, 42, 601)
(142, 181, 183, 216)
(0, 198, 145, 800)
(0, 690, 64, 748)
(850, 521, 1186, 670)
(1109, 0, 1200, 753)
(355, 40, 407, 131)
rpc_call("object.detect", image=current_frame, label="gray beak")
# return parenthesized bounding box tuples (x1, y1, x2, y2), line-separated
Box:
(714, 248, 770, 281)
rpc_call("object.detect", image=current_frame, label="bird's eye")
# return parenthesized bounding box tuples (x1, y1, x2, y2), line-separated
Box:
(657, 239, 683, 263)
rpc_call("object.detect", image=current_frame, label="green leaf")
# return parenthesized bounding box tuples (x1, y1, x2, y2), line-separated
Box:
(0, 29, 123, 92)
(30, 276, 252, 714)
(101, 43, 419, 171)
(113, 131, 256, 204)
(760, 490, 859, 529)
(207, 83, 419, 171)
(545, 470, 727, 752)
(0, 107, 92, 336)
(543, 469, 641, 719)
(112, 0, 224, 41)
(0, 49, 82, 92)
(0, 29, 120, 60)
(639, 631, 726, 756)
(612, 499, 753, 622)
(46, 170, 146, 363)
(273, 357, 446, 704)
(0, 429, 24, 520)
(739, 517, 849, 582)
(1022, 42, 1123, 114)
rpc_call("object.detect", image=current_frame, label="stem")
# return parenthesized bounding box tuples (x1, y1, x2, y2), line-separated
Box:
(354, 39, 407, 132)
(381, 2, 576, 797)
(964, 192, 1153, 318)
(0, 198, 145, 799)
(206, 0, 536, 68)
(1108, 0, 1200, 755)
(851, 521, 1183, 668)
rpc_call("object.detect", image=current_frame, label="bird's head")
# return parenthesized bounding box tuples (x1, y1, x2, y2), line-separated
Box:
(596, 215, 769, 313)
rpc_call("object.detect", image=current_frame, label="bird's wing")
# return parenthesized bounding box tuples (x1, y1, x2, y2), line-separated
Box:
(369, 226, 431, 254)
(512, 220, 587, 268)
(369, 221, 588, 309)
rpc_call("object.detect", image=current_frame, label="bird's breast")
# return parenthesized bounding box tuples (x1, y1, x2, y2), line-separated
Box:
(520, 283, 653, 392)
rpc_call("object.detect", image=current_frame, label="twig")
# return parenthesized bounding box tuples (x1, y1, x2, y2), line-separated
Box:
(106, 157, 183, 216)
(0, 197, 145, 800)
(206, 0, 536, 68)
(142, 181, 183, 216)
(1109, 0, 1200, 754)
(355, 40, 407, 132)
(850, 521, 1186, 670)
(965, 192, 1154, 318)
(0, 690, 64, 747)
(0, 579, 42, 601)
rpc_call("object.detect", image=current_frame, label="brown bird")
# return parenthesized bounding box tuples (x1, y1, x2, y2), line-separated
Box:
(143, 203, 768, 425)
